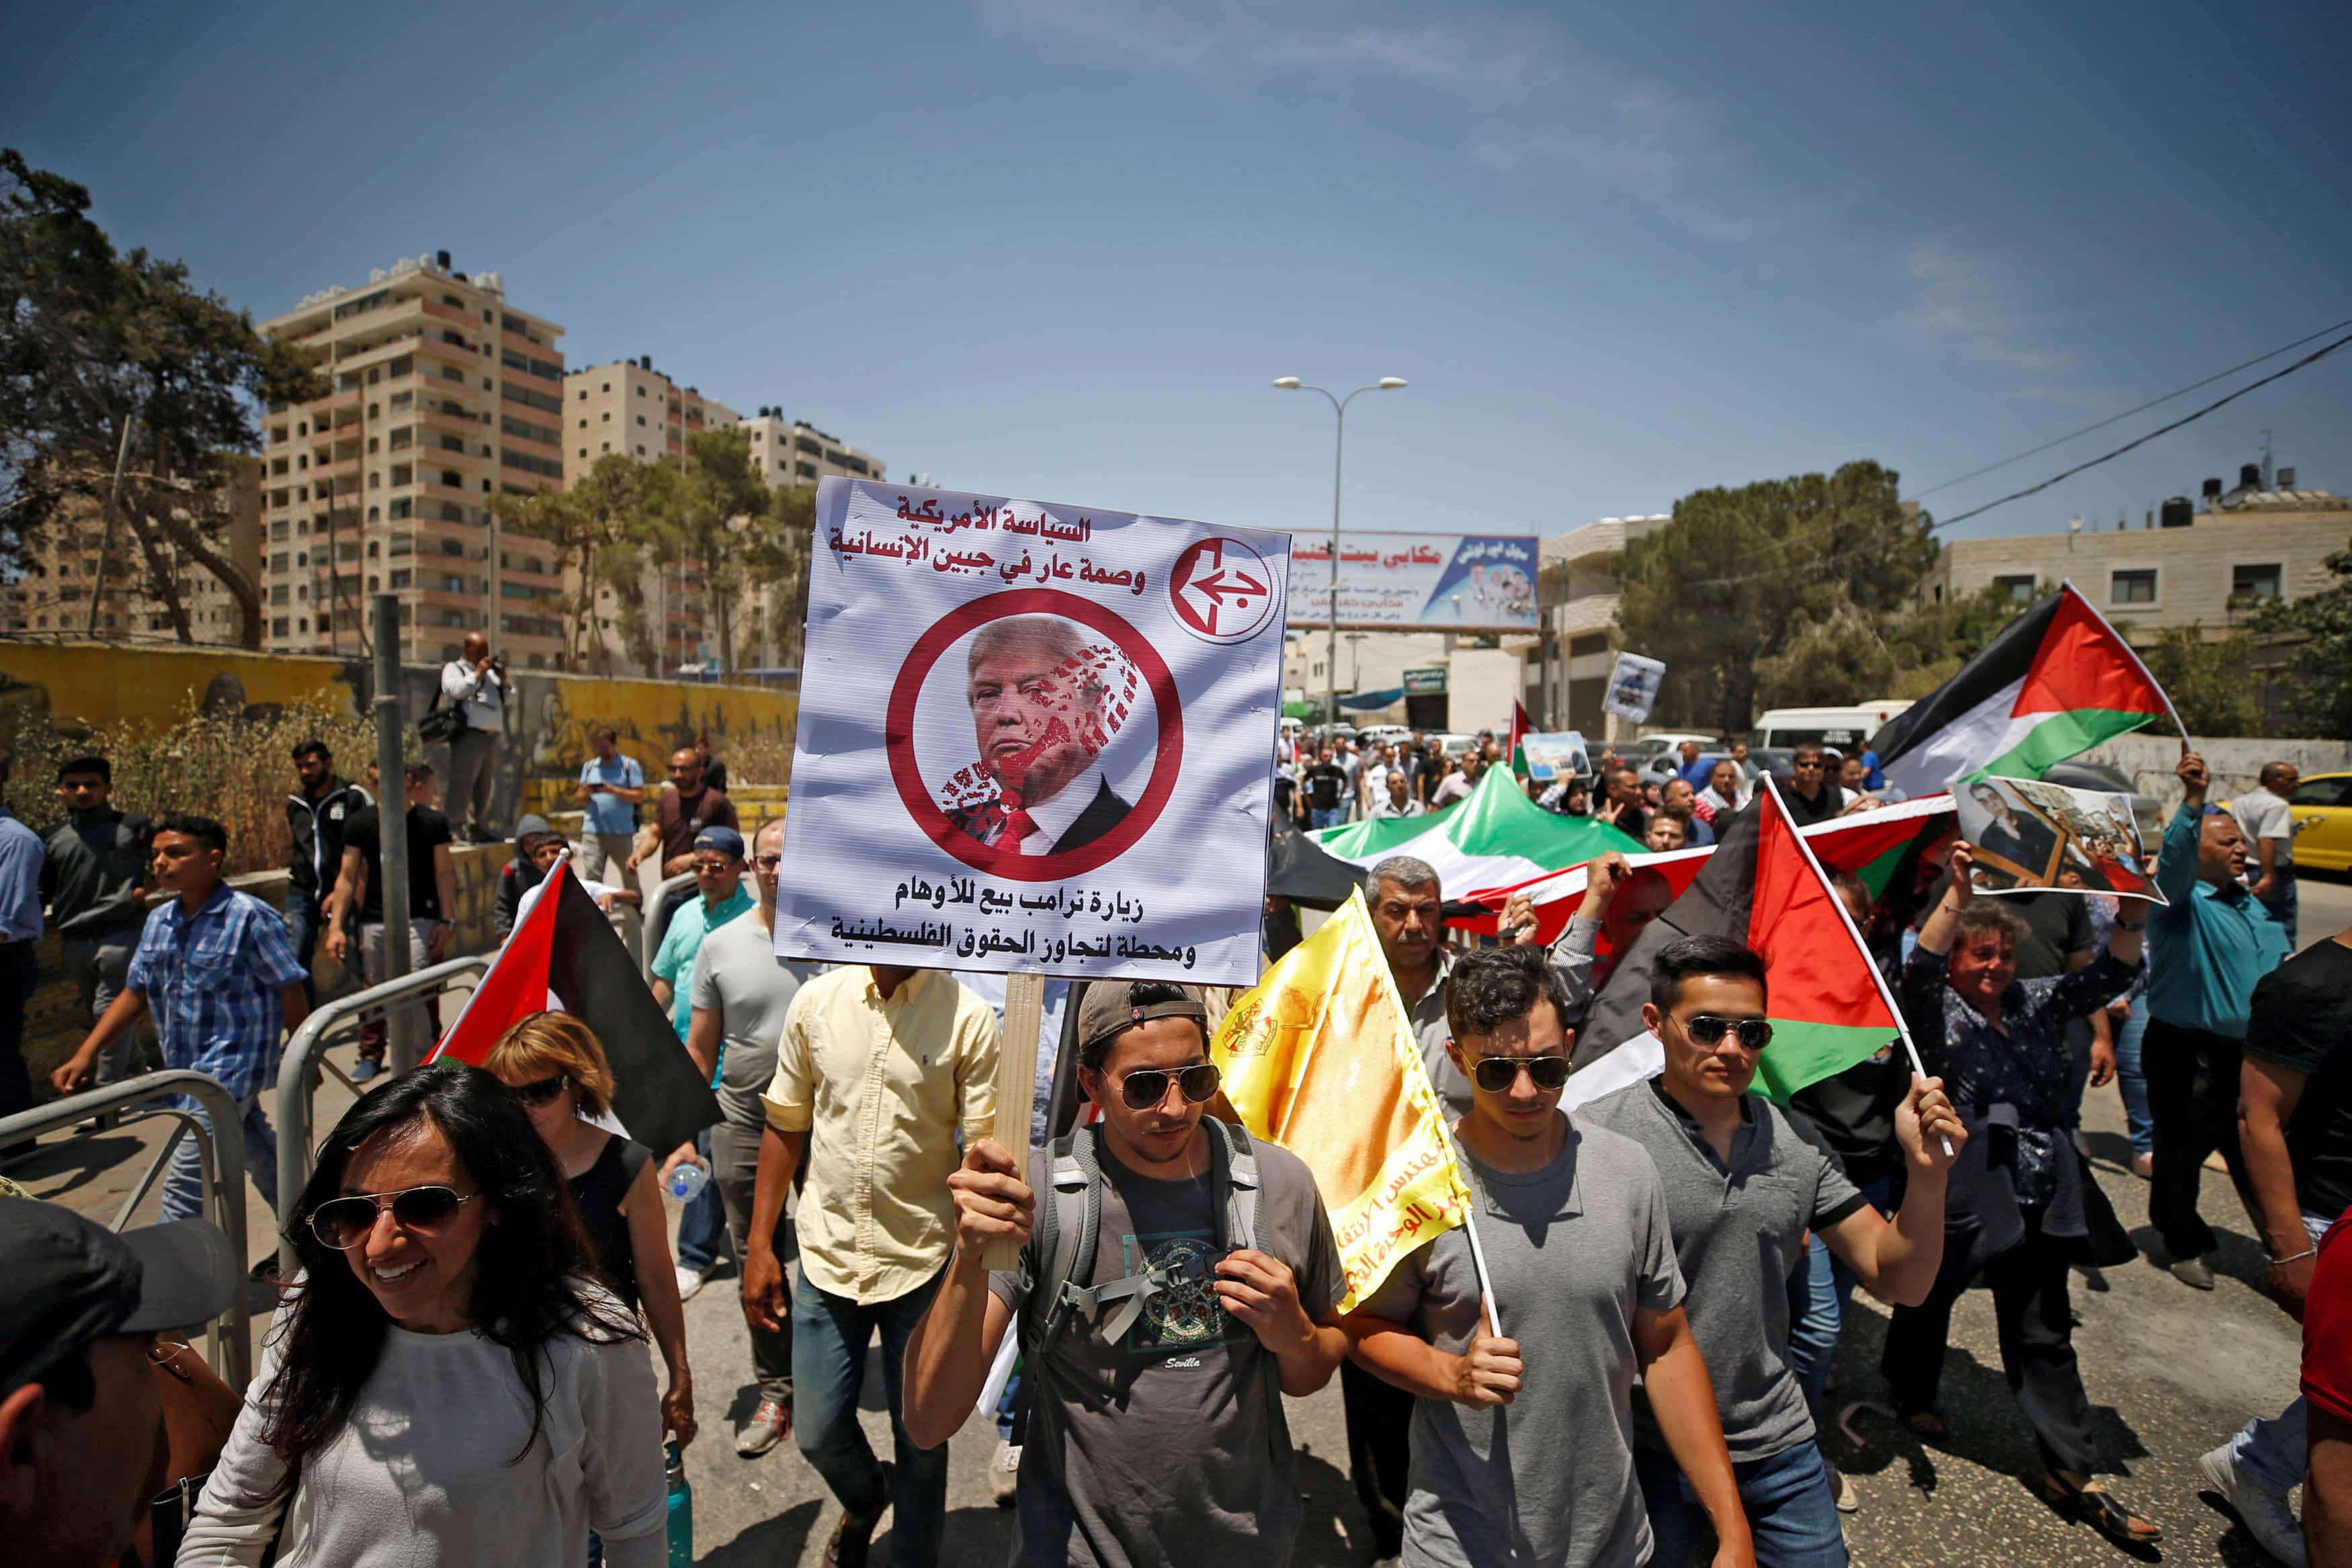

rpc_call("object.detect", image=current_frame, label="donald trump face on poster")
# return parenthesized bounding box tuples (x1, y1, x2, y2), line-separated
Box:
(948, 614, 1134, 855)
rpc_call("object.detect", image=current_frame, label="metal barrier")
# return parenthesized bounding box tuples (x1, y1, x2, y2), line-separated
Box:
(640, 871, 698, 984)
(273, 954, 491, 1277)
(0, 1071, 255, 1386)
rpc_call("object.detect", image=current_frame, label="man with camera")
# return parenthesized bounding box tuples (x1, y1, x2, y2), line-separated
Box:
(439, 631, 509, 844)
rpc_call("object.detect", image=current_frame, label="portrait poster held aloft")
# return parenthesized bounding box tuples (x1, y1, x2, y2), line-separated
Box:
(1948, 774, 2167, 904)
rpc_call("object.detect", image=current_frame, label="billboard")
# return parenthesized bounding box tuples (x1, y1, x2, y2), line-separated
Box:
(1288, 532, 1540, 631)
(773, 480, 1293, 986)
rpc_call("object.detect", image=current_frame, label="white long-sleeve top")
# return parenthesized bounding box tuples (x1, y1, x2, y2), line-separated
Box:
(177, 1283, 666, 1568)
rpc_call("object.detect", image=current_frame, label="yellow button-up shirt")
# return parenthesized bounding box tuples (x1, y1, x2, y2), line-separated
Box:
(762, 965, 1000, 1304)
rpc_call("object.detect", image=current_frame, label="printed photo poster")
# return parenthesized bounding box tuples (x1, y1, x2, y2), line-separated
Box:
(1949, 774, 2167, 904)
(1602, 652, 1667, 723)
(775, 478, 1293, 985)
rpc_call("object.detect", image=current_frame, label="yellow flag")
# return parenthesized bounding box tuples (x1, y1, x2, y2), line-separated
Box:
(1212, 889, 1473, 1312)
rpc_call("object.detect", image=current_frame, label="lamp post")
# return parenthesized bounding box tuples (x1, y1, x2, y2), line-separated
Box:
(1271, 376, 1406, 734)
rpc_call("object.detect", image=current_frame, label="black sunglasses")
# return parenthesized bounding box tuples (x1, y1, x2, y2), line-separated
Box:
(1681, 1014, 1773, 1050)
(508, 1073, 568, 1107)
(1114, 1062, 1223, 1110)
(309, 1185, 478, 1248)
(1469, 1053, 1572, 1092)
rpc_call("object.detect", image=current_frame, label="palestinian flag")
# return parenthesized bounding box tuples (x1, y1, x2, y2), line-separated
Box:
(1507, 701, 1534, 777)
(1568, 778, 1916, 1104)
(433, 863, 720, 1158)
(1870, 582, 2179, 799)
(1311, 763, 1640, 897)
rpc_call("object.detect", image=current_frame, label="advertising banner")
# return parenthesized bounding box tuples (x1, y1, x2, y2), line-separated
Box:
(775, 480, 1293, 984)
(1288, 532, 1540, 631)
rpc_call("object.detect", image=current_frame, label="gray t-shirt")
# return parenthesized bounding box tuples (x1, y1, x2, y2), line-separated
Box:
(1357, 1119, 1683, 1568)
(688, 914, 816, 1128)
(988, 1131, 1343, 1568)
(1580, 1080, 1865, 1461)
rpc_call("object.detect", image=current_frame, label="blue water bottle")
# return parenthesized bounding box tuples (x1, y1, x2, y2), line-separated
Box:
(665, 1438, 694, 1567)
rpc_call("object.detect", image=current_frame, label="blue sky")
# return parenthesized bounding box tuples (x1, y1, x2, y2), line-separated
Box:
(8, 0, 2349, 546)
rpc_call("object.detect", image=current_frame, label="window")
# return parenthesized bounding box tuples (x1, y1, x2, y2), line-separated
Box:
(2291, 777, 2352, 808)
(796, 461, 817, 480)
(578, 389, 588, 400)
(601, 382, 610, 393)
(796, 436, 821, 457)
(580, 448, 588, 459)
(1993, 573, 2036, 605)
(636, 415, 647, 427)
(601, 411, 611, 422)
(2232, 563, 2283, 602)
(2111, 568, 2158, 605)
(440, 470, 462, 488)
(636, 386, 646, 396)
(601, 441, 610, 452)
(390, 569, 413, 589)
(272, 617, 290, 637)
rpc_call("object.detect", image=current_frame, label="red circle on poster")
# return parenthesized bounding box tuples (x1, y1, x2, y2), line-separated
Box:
(884, 589, 1183, 881)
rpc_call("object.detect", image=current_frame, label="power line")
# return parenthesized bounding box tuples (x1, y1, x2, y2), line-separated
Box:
(1911, 313, 2352, 498)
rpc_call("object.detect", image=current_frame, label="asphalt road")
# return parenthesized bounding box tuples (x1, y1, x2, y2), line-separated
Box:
(13, 871, 2347, 1566)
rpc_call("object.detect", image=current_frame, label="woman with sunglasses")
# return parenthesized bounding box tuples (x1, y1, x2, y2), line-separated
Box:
(486, 1011, 696, 1452)
(179, 1059, 667, 1565)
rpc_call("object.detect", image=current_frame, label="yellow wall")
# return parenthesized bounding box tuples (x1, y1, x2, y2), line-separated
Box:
(0, 641, 360, 734)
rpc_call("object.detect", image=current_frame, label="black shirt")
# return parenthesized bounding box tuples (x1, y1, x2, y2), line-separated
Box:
(344, 803, 454, 924)
(1304, 763, 1346, 812)
(2245, 939, 2352, 1218)
(40, 808, 154, 941)
(1779, 782, 1847, 829)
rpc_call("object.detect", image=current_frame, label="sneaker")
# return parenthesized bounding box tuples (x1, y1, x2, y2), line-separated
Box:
(735, 1398, 790, 1456)
(1825, 1457, 1859, 1514)
(2130, 1151, 2154, 1180)
(2169, 1255, 2217, 1291)
(823, 1460, 892, 1567)
(675, 1265, 709, 1301)
(991, 1441, 1021, 1507)
(349, 1058, 382, 1083)
(2198, 1442, 2308, 1568)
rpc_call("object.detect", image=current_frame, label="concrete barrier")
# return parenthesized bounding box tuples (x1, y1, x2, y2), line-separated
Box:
(2074, 734, 2352, 816)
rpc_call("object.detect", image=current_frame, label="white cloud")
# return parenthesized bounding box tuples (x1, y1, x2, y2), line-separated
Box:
(1890, 242, 2066, 376)
(1468, 95, 1774, 246)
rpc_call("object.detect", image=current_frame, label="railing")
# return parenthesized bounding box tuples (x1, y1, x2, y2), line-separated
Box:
(0, 1072, 255, 1386)
(640, 871, 699, 986)
(272, 955, 493, 1278)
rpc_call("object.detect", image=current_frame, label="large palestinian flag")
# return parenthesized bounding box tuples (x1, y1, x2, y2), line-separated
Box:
(432, 864, 720, 1158)
(1566, 779, 1917, 1105)
(1310, 764, 1641, 896)
(1870, 582, 2178, 799)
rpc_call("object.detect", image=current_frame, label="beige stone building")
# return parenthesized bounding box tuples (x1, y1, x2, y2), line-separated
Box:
(255, 253, 569, 668)
(1921, 468, 2352, 641)
(1, 466, 263, 644)
(734, 408, 884, 488)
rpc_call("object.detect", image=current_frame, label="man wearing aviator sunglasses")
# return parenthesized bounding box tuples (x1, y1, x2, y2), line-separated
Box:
(1583, 935, 1964, 1567)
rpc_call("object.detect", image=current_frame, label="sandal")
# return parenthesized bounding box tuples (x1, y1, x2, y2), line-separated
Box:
(1902, 1409, 1949, 1442)
(2041, 1473, 2162, 1548)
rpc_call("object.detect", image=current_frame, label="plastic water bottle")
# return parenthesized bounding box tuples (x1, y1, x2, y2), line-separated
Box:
(664, 1438, 694, 1567)
(666, 1162, 709, 1203)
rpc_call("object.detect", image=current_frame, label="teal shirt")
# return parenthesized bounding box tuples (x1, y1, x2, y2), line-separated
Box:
(650, 884, 754, 1041)
(2146, 805, 2288, 1037)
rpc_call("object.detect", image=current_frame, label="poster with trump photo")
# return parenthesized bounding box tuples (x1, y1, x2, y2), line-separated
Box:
(775, 478, 1293, 985)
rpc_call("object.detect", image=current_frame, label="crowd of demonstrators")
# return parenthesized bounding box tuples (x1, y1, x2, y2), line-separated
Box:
(437, 631, 513, 845)
(741, 960, 1001, 1567)
(2201, 915, 2352, 1565)
(2144, 752, 2292, 1293)
(577, 726, 649, 885)
(2232, 760, 2303, 947)
(43, 754, 156, 1086)
(906, 981, 1350, 1565)
(49, 814, 308, 1224)
(183, 1059, 668, 1563)
(1884, 842, 2158, 1547)
(652, 828, 755, 1298)
(324, 760, 457, 1082)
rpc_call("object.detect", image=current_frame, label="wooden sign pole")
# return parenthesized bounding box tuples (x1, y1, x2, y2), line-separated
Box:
(986, 971, 1046, 1272)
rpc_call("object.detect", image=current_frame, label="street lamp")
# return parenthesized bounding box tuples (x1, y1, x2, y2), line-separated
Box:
(1271, 375, 1407, 734)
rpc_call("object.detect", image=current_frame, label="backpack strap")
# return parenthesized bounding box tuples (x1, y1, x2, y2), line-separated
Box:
(1023, 1131, 1099, 1360)
(1217, 1119, 1265, 1259)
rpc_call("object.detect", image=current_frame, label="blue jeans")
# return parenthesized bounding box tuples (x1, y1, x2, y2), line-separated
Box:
(1636, 1439, 1848, 1568)
(282, 887, 323, 1006)
(792, 1267, 950, 1568)
(2113, 993, 2154, 1158)
(2227, 1211, 2332, 1502)
(1309, 807, 1345, 830)
(2259, 872, 2297, 951)
(1783, 1231, 1841, 1422)
(674, 1128, 729, 1272)
(161, 1087, 278, 1225)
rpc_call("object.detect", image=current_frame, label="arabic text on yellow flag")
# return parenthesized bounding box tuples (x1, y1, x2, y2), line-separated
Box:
(1212, 890, 1472, 1312)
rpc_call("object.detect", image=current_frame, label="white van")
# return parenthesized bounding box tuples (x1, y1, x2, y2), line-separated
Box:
(1751, 701, 1913, 752)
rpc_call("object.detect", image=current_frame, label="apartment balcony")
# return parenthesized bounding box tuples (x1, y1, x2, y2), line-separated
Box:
(1548, 593, 1623, 638)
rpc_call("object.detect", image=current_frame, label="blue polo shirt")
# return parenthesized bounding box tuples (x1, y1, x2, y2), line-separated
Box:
(2147, 805, 2289, 1038)
(579, 752, 644, 836)
(650, 884, 754, 1041)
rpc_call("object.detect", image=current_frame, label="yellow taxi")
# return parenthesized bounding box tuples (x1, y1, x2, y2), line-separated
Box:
(2290, 771, 2352, 873)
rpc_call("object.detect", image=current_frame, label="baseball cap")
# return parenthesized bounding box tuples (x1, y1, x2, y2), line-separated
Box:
(692, 825, 745, 859)
(0, 1201, 239, 1395)
(1077, 982, 1210, 1059)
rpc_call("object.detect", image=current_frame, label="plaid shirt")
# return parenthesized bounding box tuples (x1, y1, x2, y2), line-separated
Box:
(127, 883, 307, 1100)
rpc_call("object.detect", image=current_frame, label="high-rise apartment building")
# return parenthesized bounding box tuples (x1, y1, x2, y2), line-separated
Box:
(255, 253, 569, 667)
(735, 408, 884, 488)
(0, 465, 263, 644)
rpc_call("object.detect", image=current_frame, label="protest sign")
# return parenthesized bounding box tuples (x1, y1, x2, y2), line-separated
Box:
(1602, 651, 1666, 722)
(1518, 731, 1591, 782)
(1950, 775, 2166, 902)
(774, 478, 1292, 986)
(1288, 532, 1539, 631)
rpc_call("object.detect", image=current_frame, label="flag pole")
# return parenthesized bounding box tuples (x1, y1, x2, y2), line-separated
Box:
(1766, 779, 1952, 1157)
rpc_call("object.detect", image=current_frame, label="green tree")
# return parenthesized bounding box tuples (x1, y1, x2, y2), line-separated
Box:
(1614, 461, 1938, 731)
(1, 150, 321, 644)
(493, 454, 653, 674)
(2137, 623, 2259, 737)
(2254, 549, 2352, 738)
(644, 428, 769, 673)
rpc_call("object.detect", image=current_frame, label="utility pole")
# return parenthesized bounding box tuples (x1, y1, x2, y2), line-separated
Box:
(371, 594, 422, 1072)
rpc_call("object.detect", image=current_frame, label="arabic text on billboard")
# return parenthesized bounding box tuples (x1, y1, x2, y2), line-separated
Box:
(1290, 533, 1540, 631)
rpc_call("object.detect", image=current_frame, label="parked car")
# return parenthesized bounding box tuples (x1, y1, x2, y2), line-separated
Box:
(1751, 703, 1913, 752)
(2279, 771, 2352, 873)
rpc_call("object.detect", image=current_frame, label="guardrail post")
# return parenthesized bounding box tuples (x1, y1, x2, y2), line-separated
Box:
(640, 870, 699, 986)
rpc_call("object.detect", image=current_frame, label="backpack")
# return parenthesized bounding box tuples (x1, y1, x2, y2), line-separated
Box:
(1020, 1119, 1264, 1361)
